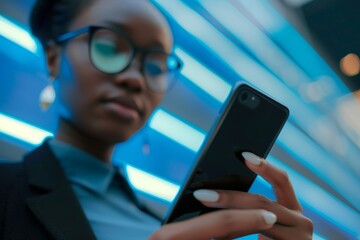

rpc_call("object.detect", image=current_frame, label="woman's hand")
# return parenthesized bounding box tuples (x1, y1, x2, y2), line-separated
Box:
(242, 152, 313, 239)
(149, 152, 313, 240)
(149, 208, 277, 240)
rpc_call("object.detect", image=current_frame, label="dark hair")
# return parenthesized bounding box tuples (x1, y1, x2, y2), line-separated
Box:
(30, 0, 93, 48)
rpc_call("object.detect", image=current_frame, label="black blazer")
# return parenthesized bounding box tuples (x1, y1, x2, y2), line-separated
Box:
(0, 141, 97, 240)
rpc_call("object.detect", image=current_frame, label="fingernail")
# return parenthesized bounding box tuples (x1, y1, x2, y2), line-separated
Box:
(193, 189, 220, 202)
(242, 152, 261, 165)
(261, 210, 277, 225)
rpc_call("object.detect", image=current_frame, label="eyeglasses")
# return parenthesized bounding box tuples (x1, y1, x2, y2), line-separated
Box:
(56, 26, 183, 93)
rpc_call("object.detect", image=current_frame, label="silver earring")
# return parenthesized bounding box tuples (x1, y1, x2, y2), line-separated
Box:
(39, 76, 56, 111)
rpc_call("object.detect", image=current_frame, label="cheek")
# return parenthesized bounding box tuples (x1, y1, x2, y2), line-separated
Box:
(62, 42, 97, 86)
(57, 43, 102, 116)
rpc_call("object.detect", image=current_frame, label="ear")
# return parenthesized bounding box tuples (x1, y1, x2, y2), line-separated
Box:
(45, 41, 61, 78)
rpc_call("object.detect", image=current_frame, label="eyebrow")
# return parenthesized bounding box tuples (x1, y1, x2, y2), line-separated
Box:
(102, 21, 133, 34)
(102, 20, 168, 52)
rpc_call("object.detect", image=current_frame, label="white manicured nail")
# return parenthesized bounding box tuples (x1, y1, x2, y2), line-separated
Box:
(261, 210, 277, 225)
(193, 189, 219, 202)
(242, 152, 261, 165)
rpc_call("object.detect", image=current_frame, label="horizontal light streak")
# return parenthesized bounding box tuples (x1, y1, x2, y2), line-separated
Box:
(0, 15, 38, 54)
(199, 0, 309, 87)
(312, 233, 327, 240)
(278, 123, 360, 210)
(175, 47, 231, 103)
(125, 165, 179, 202)
(236, 0, 285, 32)
(268, 155, 360, 237)
(149, 109, 206, 152)
(0, 113, 53, 145)
(238, 0, 349, 94)
(283, 0, 314, 7)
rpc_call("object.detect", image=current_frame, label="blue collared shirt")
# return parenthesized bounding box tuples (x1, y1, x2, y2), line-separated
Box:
(48, 139, 160, 239)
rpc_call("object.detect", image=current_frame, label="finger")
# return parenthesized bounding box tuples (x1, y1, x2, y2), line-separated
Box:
(261, 218, 313, 240)
(149, 209, 276, 240)
(242, 152, 302, 212)
(261, 224, 295, 240)
(258, 234, 272, 240)
(193, 189, 302, 226)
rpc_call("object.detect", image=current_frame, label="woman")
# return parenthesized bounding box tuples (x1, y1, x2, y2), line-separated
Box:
(0, 0, 313, 239)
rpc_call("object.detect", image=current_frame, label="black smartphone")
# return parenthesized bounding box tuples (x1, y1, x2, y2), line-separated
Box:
(162, 82, 289, 224)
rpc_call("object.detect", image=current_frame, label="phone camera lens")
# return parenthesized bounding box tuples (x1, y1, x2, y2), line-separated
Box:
(239, 91, 259, 109)
(241, 92, 248, 101)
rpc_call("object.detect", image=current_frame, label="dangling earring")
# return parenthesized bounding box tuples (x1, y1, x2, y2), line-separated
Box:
(39, 76, 56, 111)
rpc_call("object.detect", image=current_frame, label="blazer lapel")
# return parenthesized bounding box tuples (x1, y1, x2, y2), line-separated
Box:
(24, 141, 97, 240)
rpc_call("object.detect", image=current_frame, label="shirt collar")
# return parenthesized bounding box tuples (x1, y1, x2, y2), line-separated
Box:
(48, 139, 116, 195)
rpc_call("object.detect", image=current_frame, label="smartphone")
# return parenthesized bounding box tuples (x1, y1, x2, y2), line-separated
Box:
(162, 82, 289, 224)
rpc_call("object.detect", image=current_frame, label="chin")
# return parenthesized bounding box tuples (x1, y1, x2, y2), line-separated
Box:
(100, 127, 139, 144)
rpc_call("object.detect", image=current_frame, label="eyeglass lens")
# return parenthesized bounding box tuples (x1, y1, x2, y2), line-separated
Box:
(90, 28, 180, 92)
(91, 29, 132, 74)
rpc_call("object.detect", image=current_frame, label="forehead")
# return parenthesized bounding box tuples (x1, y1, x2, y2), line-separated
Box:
(70, 0, 173, 52)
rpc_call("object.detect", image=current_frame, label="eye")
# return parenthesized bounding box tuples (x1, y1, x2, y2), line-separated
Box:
(91, 36, 132, 74)
(145, 62, 164, 76)
(92, 29, 132, 56)
(93, 40, 117, 56)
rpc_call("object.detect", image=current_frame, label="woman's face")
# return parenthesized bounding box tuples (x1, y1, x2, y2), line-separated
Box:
(51, 0, 173, 143)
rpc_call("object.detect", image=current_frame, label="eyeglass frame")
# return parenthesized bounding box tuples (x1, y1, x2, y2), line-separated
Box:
(55, 25, 183, 93)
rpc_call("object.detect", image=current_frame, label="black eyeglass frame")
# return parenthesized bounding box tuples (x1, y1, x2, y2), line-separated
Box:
(56, 26, 183, 92)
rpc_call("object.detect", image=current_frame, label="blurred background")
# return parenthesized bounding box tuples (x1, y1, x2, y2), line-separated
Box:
(0, 0, 359, 239)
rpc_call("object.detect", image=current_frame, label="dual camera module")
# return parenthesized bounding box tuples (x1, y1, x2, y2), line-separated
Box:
(239, 90, 260, 109)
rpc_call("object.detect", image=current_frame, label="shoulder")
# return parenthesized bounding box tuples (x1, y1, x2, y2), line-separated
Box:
(0, 160, 26, 221)
(0, 140, 50, 180)
(0, 160, 26, 195)
(0, 159, 25, 178)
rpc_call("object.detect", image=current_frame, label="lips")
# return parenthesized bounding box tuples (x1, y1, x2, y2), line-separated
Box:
(101, 95, 142, 120)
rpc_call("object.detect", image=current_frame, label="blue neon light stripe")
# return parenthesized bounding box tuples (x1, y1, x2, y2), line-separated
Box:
(199, 0, 321, 92)
(0, 113, 53, 145)
(238, 0, 349, 94)
(278, 123, 360, 210)
(149, 109, 206, 152)
(125, 165, 180, 202)
(0, 15, 38, 54)
(175, 47, 231, 103)
(267, 155, 360, 237)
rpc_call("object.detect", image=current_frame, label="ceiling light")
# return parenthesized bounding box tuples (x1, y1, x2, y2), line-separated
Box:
(340, 53, 360, 77)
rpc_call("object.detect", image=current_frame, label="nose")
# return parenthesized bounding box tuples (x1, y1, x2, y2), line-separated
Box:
(113, 57, 146, 92)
